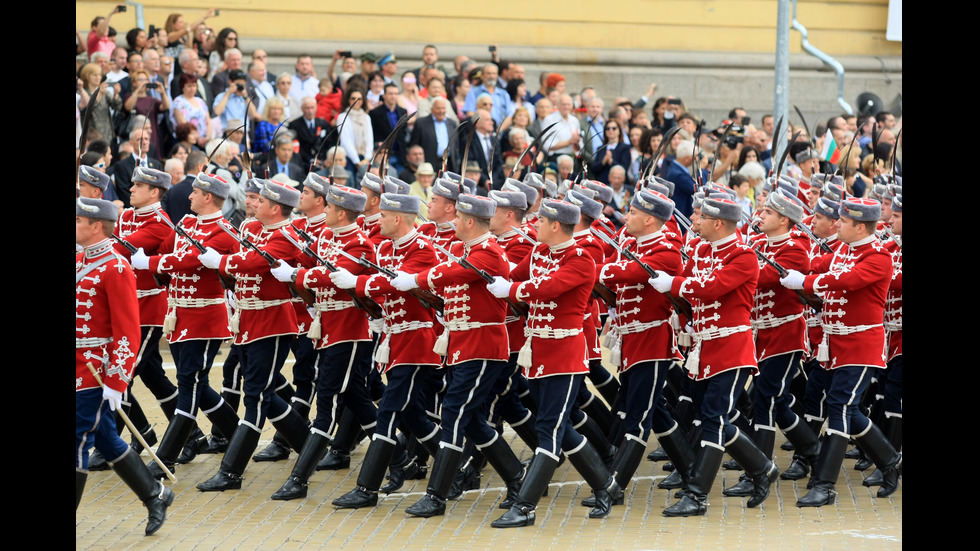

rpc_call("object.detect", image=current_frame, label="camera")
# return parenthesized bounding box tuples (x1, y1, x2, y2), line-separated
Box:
(723, 124, 745, 149)
(340, 50, 353, 58)
(488, 45, 496, 53)
(667, 98, 682, 106)
(236, 83, 245, 92)
(117, 4, 126, 12)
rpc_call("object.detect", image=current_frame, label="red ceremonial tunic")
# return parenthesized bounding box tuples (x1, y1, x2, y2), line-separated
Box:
(573, 229, 605, 361)
(295, 223, 373, 349)
(885, 237, 902, 361)
(804, 234, 845, 358)
(289, 214, 330, 332)
(219, 219, 299, 344)
(497, 229, 534, 354)
(76, 239, 141, 393)
(671, 233, 759, 380)
(590, 216, 617, 258)
(752, 232, 810, 362)
(803, 235, 892, 369)
(509, 239, 594, 379)
(355, 229, 441, 370)
(418, 233, 510, 366)
(418, 221, 459, 262)
(358, 212, 386, 249)
(114, 202, 171, 326)
(600, 230, 684, 371)
(149, 211, 237, 343)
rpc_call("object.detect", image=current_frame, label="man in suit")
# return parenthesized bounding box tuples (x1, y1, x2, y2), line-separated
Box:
(109, 127, 163, 208)
(259, 134, 308, 185)
(210, 48, 244, 98)
(288, 97, 334, 168)
(661, 140, 708, 219)
(162, 151, 208, 222)
(369, 84, 409, 174)
(409, 97, 458, 169)
(580, 96, 605, 166)
(462, 109, 503, 192)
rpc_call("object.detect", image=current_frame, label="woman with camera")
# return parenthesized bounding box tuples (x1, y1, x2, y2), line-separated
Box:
(170, 73, 213, 148)
(124, 70, 171, 155)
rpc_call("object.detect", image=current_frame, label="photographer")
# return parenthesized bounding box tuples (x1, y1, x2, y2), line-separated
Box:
(213, 69, 261, 130)
(124, 70, 172, 156)
(710, 124, 744, 184)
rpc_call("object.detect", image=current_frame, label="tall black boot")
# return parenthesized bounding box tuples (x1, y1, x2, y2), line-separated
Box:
(197, 424, 261, 491)
(480, 436, 526, 509)
(582, 434, 646, 507)
(158, 394, 178, 421)
(663, 443, 724, 517)
(271, 431, 330, 500)
(252, 432, 292, 462)
(148, 414, 197, 479)
(579, 393, 615, 436)
(333, 437, 398, 508)
(576, 416, 617, 467)
(448, 440, 484, 499)
(76, 470, 87, 510)
(127, 395, 156, 455)
(854, 422, 902, 497)
(492, 452, 559, 528)
(588, 360, 620, 406)
(657, 424, 696, 490)
(382, 442, 413, 494)
(204, 400, 241, 446)
(316, 408, 361, 470)
(111, 448, 175, 535)
(725, 429, 778, 508)
(724, 426, 775, 498)
(271, 408, 310, 452)
(176, 424, 208, 464)
(405, 447, 464, 517)
(519, 390, 538, 415)
(797, 432, 848, 507)
(203, 391, 240, 453)
(781, 420, 821, 480)
(566, 442, 620, 519)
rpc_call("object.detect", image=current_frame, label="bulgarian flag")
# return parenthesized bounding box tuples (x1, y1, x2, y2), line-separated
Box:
(820, 129, 842, 165)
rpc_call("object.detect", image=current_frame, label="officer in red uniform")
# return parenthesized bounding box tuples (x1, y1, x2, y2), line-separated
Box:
(781, 197, 902, 506)
(195, 180, 310, 491)
(130, 173, 242, 478)
(396, 194, 526, 518)
(595, 189, 690, 505)
(330, 192, 445, 507)
(488, 198, 619, 527)
(649, 196, 778, 517)
(76, 197, 175, 535)
(268, 185, 379, 499)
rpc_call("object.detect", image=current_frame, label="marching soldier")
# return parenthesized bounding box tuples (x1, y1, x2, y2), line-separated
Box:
(780, 197, 902, 505)
(195, 180, 310, 491)
(130, 173, 242, 478)
(76, 197, 175, 535)
(268, 185, 380, 499)
(488, 198, 620, 527)
(394, 194, 526, 518)
(648, 196, 778, 517)
(330, 192, 444, 507)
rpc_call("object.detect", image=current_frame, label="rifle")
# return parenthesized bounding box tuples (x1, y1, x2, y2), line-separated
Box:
(429, 241, 528, 318)
(508, 224, 617, 309)
(751, 246, 823, 309)
(510, 121, 560, 179)
(215, 222, 317, 308)
(589, 227, 693, 321)
(334, 249, 445, 313)
(110, 233, 170, 288)
(151, 207, 236, 290)
(277, 228, 384, 319)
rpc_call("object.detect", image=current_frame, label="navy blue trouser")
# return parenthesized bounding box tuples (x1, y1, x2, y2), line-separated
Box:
(528, 374, 586, 458)
(311, 340, 377, 433)
(239, 335, 293, 428)
(170, 339, 224, 416)
(439, 359, 508, 449)
(76, 389, 129, 469)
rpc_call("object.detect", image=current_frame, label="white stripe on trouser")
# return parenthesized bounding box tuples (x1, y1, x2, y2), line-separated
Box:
(385, 365, 420, 440)
(635, 362, 660, 434)
(257, 338, 281, 427)
(841, 367, 869, 436)
(766, 354, 797, 428)
(549, 377, 577, 455)
(451, 360, 488, 446)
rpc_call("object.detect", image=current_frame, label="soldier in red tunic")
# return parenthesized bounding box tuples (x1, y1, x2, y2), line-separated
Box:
(330, 192, 446, 508)
(723, 189, 821, 498)
(780, 197, 902, 506)
(489, 199, 619, 527)
(195, 180, 310, 491)
(76, 197, 175, 535)
(130, 173, 242, 479)
(396, 194, 526, 518)
(649, 196, 778, 517)
(268, 185, 379, 499)
(594, 189, 690, 506)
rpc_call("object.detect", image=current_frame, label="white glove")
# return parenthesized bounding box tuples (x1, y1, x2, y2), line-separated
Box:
(270, 261, 295, 282)
(102, 386, 124, 411)
(648, 270, 674, 293)
(607, 307, 617, 322)
(435, 312, 445, 326)
(130, 247, 149, 270)
(508, 261, 518, 272)
(487, 276, 513, 298)
(198, 247, 222, 269)
(369, 317, 384, 334)
(329, 268, 357, 289)
(780, 269, 805, 290)
(390, 270, 419, 291)
(684, 321, 695, 335)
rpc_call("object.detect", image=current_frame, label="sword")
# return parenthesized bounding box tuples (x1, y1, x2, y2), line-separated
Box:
(277, 228, 384, 319)
(589, 227, 693, 321)
(151, 208, 235, 290)
(429, 241, 528, 318)
(215, 222, 317, 307)
(334, 249, 444, 313)
(751, 245, 823, 309)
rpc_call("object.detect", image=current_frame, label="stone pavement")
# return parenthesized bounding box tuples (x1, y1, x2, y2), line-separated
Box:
(76, 344, 902, 550)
